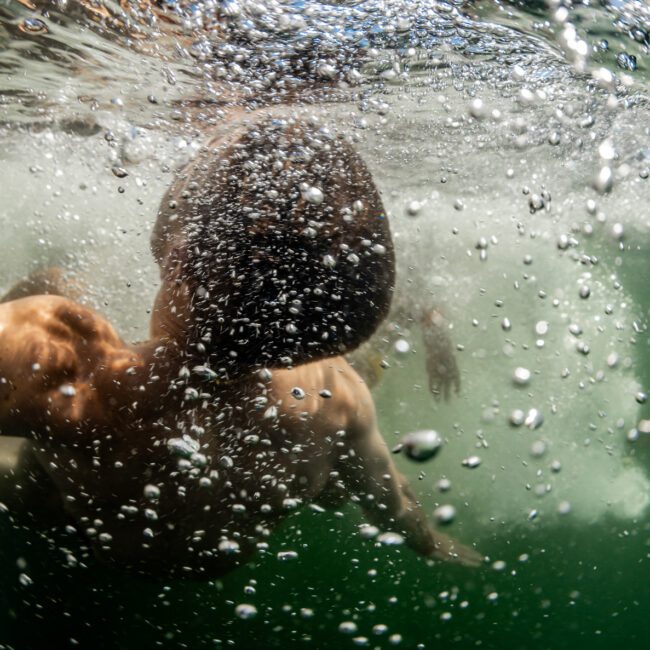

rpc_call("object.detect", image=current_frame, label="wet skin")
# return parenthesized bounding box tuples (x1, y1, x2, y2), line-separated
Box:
(0, 288, 481, 577)
(0, 104, 480, 576)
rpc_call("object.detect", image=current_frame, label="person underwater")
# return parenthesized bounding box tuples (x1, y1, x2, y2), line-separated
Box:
(0, 113, 482, 577)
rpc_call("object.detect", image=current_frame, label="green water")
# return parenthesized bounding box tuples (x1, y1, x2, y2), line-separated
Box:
(1, 0, 650, 648)
(2, 504, 649, 648)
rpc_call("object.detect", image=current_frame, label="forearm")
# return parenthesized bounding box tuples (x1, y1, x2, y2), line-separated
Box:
(345, 446, 482, 566)
(357, 469, 437, 556)
(391, 479, 439, 556)
(343, 378, 479, 565)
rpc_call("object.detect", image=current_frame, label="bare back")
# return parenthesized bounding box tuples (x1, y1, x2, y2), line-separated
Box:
(0, 296, 144, 436)
(0, 110, 482, 575)
(0, 297, 403, 576)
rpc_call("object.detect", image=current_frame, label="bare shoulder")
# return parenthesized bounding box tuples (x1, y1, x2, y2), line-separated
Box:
(0, 296, 126, 430)
(268, 357, 376, 433)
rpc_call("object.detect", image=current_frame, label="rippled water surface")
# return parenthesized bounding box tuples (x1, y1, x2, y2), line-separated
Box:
(1, 1, 649, 648)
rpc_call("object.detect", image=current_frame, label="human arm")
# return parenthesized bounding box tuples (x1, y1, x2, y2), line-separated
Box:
(338, 380, 481, 566)
(387, 300, 460, 402)
(420, 307, 461, 402)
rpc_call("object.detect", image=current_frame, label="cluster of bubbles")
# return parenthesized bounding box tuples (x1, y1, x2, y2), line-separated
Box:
(601, 0, 650, 51)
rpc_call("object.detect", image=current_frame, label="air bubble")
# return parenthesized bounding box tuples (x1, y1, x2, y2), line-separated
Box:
(535, 321, 549, 336)
(462, 455, 481, 469)
(513, 367, 531, 386)
(377, 532, 405, 546)
(399, 430, 443, 462)
(235, 604, 258, 620)
(143, 484, 160, 500)
(433, 504, 456, 524)
(18, 573, 33, 587)
(277, 551, 299, 561)
(394, 339, 410, 354)
(59, 384, 76, 397)
(303, 186, 324, 205)
(509, 409, 525, 427)
(469, 99, 486, 119)
(530, 440, 547, 457)
(436, 478, 452, 492)
(291, 387, 306, 400)
(525, 409, 544, 430)
(528, 194, 545, 213)
(339, 621, 358, 635)
(359, 524, 380, 539)
(594, 166, 613, 193)
(19, 18, 47, 34)
(406, 200, 421, 216)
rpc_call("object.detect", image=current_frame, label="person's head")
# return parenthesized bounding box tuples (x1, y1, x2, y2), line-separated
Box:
(153, 114, 394, 373)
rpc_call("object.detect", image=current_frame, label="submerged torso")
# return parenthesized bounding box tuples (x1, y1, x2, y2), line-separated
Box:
(31, 358, 357, 578)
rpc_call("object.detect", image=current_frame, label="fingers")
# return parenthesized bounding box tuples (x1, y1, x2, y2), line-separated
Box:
(428, 374, 442, 402)
(428, 365, 460, 402)
(452, 366, 461, 398)
(420, 305, 462, 402)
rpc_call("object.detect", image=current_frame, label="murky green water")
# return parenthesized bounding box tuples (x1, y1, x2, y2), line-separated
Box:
(1, 1, 649, 648)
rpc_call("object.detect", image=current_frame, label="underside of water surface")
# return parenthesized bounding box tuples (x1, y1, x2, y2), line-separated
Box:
(0, 1, 649, 649)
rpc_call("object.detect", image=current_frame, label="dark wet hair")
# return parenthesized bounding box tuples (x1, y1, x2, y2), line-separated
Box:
(153, 114, 394, 372)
